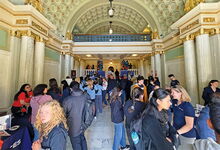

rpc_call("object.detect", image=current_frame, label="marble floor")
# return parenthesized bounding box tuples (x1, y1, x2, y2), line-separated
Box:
(66, 106, 117, 150)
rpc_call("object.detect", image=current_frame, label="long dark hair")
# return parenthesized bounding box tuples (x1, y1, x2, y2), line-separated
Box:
(33, 84, 47, 96)
(61, 80, 69, 90)
(145, 88, 170, 124)
(14, 84, 30, 101)
(49, 78, 60, 93)
(110, 86, 122, 102)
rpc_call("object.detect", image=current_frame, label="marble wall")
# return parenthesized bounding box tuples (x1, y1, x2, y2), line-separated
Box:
(164, 45, 186, 88)
(43, 47, 61, 85)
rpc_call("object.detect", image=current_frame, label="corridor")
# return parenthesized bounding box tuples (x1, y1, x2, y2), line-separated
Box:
(66, 106, 115, 150)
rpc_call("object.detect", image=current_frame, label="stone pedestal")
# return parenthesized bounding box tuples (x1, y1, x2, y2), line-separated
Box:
(184, 40, 199, 105)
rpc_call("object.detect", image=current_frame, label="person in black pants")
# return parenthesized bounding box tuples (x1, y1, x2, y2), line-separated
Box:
(124, 87, 146, 150)
(202, 80, 220, 106)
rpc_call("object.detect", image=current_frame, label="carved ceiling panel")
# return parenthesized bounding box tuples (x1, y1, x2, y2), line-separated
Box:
(42, 0, 185, 35)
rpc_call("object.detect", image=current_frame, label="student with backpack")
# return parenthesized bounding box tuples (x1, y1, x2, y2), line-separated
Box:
(142, 88, 175, 150)
(124, 87, 146, 150)
(110, 87, 129, 150)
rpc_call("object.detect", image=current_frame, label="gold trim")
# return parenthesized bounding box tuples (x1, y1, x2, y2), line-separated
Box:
(203, 17, 215, 23)
(181, 20, 199, 34)
(73, 45, 150, 47)
(32, 21, 47, 35)
(16, 19, 28, 24)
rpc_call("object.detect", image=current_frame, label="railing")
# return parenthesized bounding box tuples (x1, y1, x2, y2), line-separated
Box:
(128, 69, 138, 76)
(85, 69, 138, 77)
(73, 34, 151, 42)
(85, 69, 96, 76)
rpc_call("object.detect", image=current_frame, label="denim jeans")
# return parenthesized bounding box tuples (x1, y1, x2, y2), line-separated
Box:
(95, 95, 103, 113)
(113, 122, 126, 150)
(102, 90, 108, 105)
(70, 133, 87, 150)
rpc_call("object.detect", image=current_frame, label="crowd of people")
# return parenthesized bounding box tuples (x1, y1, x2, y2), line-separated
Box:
(8, 73, 220, 150)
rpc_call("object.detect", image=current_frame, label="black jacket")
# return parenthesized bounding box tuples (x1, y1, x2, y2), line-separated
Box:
(41, 124, 68, 150)
(62, 89, 88, 137)
(110, 98, 124, 123)
(202, 86, 220, 105)
(142, 114, 174, 150)
(107, 79, 118, 92)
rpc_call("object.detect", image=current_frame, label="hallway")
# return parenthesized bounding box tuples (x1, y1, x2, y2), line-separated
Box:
(66, 106, 116, 150)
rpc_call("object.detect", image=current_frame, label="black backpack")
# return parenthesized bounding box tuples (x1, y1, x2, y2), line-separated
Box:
(129, 108, 152, 150)
(81, 94, 95, 132)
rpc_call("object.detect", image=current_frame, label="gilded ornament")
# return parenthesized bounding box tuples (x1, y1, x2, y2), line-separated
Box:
(16, 19, 28, 24)
(203, 18, 215, 23)
(10, 30, 16, 36)
(25, 0, 43, 13)
(184, 0, 205, 12)
(181, 20, 199, 33)
(151, 31, 159, 39)
(32, 21, 47, 35)
(65, 32, 73, 40)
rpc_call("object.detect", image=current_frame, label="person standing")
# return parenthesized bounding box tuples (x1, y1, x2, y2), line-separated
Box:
(110, 87, 129, 150)
(168, 74, 180, 87)
(62, 81, 91, 150)
(202, 80, 220, 106)
(124, 87, 146, 150)
(171, 85, 196, 149)
(94, 79, 103, 114)
(131, 76, 148, 103)
(102, 77, 108, 106)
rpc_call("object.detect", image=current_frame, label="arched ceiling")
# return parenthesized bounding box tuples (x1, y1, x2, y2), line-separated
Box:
(42, 0, 185, 36)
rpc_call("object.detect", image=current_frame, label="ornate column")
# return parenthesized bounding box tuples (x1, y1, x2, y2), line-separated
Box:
(144, 59, 150, 78)
(64, 53, 71, 77)
(70, 56, 75, 71)
(151, 55, 155, 77)
(139, 59, 144, 76)
(209, 28, 220, 80)
(196, 33, 213, 102)
(183, 35, 199, 105)
(160, 53, 166, 88)
(155, 52, 162, 82)
(33, 36, 45, 85)
(79, 60, 85, 77)
(9, 30, 21, 102)
(18, 30, 35, 87)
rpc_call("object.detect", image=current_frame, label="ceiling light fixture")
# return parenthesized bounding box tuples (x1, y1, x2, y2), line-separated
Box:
(132, 54, 138, 57)
(108, 0, 114, 17)
(109, 21, 113, 34)
(86, 54, 91, 57)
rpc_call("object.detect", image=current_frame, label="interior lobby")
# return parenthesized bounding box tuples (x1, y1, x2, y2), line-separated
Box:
(0, 0, 220, 149)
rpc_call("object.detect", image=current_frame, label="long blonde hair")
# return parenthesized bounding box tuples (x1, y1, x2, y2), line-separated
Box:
(35, 100, 68, 138)
(172, 85, 191, 102)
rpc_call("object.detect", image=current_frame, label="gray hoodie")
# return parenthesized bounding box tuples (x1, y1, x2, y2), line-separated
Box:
(190, 138, 220, 150)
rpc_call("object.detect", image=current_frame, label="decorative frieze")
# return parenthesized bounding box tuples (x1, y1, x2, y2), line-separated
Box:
(180, 20, 199, 34)
(203, 17, 215, 23)
(32, 21, 47, 35)
(16, 19, 28, 24)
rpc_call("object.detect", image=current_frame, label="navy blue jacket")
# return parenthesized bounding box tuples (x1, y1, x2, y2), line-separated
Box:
(202, 86, 220, 105)
(41, 124, 68, 150)
(110, 98, 124, 123)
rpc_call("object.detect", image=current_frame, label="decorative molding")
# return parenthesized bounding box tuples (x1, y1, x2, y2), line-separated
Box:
(16, 19, 28, 24)
(184, 0, 205, 13)
(203, 17, 215, 23)
(180, 20, 199, 34)
(32, 21, 47, 35)
(25, 0, 43, 13)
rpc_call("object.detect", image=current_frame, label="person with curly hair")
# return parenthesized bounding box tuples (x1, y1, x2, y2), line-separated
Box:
(32, 100, 68, 150)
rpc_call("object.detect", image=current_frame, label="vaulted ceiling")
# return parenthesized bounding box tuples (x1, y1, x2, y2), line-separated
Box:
(42, 0, 185, 35)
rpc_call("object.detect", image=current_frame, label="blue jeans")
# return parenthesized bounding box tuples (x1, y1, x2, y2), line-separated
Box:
(113, 122, 126, 150)
(70, 133, 87, 150)
(95, 95, 103, 113)
(102, 90, 108, 105)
